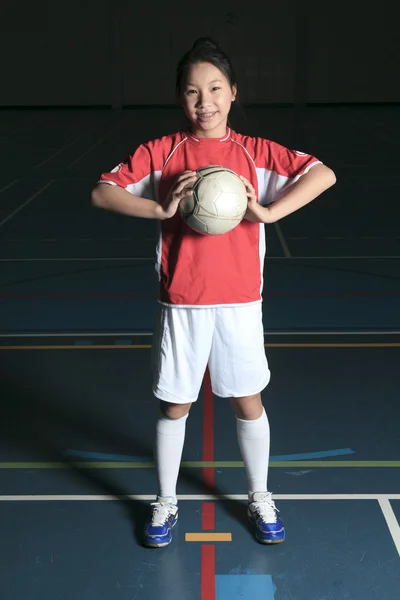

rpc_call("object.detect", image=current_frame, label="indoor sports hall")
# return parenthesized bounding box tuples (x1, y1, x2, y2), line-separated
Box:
(1, 4, 399, 600)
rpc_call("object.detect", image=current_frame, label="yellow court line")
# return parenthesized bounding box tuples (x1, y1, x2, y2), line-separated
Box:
(185, 533, 232, 542)
(0, 343, 400, 350)
(0, 345, 152, 350)
(264, 343, 400, 348)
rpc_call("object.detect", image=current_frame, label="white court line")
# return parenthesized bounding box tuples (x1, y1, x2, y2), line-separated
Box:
(34, 132, 98, 168)
(67, 119, 127, 168)
(0, 330, 399, 339)
(1, 255, 400, 263)
(0, 181, 55, 228)
(354, 110, 400, 137)
(0, 179, 19, 194)
(34, 114, 118, 168)
(274, 222, 291, 257)
(1, 494, 399, 501)
(0, 332, 153, 338)
(378, 498, 400, 557)
(4, 492, 400, 557)
(266, 256, 400, 260)
(0, 257, 153, 262)
(354, 113, 400, 147)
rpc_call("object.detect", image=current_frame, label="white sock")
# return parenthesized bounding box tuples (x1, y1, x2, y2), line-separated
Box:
(236, 408, 270, 501)
(155, 412, 188, 503)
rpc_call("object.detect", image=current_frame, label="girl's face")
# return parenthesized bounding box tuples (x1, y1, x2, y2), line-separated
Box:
(181, 62, 237, 138)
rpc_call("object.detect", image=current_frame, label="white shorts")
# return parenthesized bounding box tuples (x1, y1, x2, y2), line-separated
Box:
(152, 302, 270, 403)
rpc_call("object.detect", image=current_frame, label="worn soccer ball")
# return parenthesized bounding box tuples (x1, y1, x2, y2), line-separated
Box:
(179, 165, 248, 235)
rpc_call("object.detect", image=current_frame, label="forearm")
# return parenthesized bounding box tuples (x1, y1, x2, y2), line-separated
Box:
(263, 164, 336, 223)
(91, 183, 163, 219)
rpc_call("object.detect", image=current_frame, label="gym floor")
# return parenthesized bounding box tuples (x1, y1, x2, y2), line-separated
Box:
(1, 105, 399, 599)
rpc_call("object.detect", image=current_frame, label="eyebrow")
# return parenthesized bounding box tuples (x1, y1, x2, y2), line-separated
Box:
(185, 79, 223, 86)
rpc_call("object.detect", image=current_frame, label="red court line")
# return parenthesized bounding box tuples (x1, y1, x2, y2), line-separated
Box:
(202, 502, 215, 530)
(201, 545, 216, 600)
(202, 368, 215, 489)
(201, 368, 216, 600)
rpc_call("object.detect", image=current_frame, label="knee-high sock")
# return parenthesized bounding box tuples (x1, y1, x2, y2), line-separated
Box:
(236, 408, 270, 500)
(155, 412, 188, 502)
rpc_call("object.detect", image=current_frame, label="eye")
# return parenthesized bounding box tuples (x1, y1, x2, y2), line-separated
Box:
(211, 86, 221, 91)
(186, 89, 197, 95)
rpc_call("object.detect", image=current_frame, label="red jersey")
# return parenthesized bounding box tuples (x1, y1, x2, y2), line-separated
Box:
(98, 129, 320, 306)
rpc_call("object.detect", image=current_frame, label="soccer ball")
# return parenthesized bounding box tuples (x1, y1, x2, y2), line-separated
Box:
(179, 165, 248, 235)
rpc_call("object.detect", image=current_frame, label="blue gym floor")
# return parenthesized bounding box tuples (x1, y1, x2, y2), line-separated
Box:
(0, 106, 399, 599)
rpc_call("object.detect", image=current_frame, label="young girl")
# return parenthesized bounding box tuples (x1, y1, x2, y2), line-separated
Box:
(92, 37, 336, 548)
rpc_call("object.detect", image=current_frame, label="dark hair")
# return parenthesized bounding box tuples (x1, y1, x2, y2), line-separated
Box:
(176, 37, 237, 97)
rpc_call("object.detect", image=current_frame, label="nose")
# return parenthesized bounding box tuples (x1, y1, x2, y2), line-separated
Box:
(195, 91, 212, 108)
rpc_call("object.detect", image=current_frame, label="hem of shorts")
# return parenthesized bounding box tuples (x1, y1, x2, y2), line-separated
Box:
(153, 386, 198, 404)
(211, 375, 271, 399)
(157, 298, 262, 309)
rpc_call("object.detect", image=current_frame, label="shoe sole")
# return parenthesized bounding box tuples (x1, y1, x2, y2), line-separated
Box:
(256, 533, 285, 545)
(143, 540, 172, 548)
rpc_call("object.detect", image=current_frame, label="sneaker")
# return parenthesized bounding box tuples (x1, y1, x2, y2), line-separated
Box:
(143, 497, 178, 548)
(248, 492, 285, 544)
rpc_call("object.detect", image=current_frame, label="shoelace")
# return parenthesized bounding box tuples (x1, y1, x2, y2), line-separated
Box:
(150, 502, 176, 526)
(250, 493, 279, 523)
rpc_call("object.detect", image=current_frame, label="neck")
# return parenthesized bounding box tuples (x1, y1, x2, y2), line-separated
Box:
(190, 125, 229, 139)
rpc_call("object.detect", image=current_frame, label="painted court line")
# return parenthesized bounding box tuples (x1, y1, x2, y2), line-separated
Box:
(186, 533, 231, 542)
(271, 448, 355, 460)
(216, 575, 275, 600)
(201, 546, 215, 600)
(0, 331, 399, 338)
(2, 493, 398, 559)
(64, 448, 355, 463)
(0, 181, 54, 228)
(33, 115, 116, 168)
(378, 498, 400, 557)
(67, 119, 127, 168)
(65, 450, 149, 462)
(1, 494, 399, 501)
(274, 221, 291, 257)
(0, 333, 156, 338)
(34, 132, 94, 168)
(203, 369, 214, 488)
(201, 368, 216, 599)
(1, 460, 399, 469)
(0, 179, 19, 194)
(202, 502, 215, 530)
(0, 257, 154, 262)
(1, 343, 400, 350)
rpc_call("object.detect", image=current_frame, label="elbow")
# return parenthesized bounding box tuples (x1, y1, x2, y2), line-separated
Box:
(312, 163, 336, 189)
(326, 166, 337, 187)
(91, 186, 105, 209)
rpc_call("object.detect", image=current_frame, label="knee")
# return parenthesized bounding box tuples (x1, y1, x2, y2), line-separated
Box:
(160, 400, 191, 420)
(230, 394, 264, 420)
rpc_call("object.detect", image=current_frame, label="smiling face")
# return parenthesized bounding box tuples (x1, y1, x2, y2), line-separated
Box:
(181, 62, 237, 138)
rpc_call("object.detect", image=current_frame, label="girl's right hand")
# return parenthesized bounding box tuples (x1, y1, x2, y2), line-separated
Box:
(158, 170, 197, 219)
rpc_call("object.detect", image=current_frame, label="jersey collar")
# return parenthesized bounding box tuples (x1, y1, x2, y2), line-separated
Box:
(186, 128, 232, 144)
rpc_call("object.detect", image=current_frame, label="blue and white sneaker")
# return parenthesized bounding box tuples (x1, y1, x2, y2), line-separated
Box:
(144, 497, 178, 548)
(248, 492, 285, 544)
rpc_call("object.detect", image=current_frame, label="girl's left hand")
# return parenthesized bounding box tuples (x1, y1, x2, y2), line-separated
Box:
(240, 176, 267, 223)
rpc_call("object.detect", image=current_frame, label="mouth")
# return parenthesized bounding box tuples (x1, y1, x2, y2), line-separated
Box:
(196, 112, 217, 121)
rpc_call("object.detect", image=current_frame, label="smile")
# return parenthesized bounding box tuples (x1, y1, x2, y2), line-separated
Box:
(197, 112, 216, 120)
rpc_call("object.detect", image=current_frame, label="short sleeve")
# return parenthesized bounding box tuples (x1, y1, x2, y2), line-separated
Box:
(97, 144, 155, 200)
(255, 139, 322, 206)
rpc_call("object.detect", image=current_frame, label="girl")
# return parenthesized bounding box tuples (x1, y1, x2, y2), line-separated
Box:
(92, 37, 336, 547)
